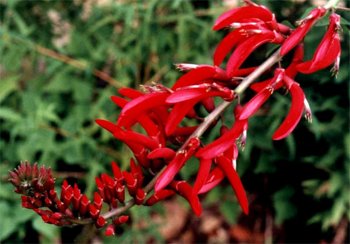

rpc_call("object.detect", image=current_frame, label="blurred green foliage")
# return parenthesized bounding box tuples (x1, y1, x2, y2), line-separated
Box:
(0, 0, 349, 243)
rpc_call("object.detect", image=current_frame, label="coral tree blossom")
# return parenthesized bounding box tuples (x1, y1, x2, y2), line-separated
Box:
(9, 0, 342, 237)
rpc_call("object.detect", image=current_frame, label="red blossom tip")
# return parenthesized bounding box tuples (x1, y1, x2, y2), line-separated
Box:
(272, 76, 305, 140)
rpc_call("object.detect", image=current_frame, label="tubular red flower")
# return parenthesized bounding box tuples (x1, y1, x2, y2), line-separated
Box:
(105, 225, 115, 236)
(117, 92, 169, 127)
(145, 189, 175, 206)
(172, 65, 228, 90)
(216, 155, 249, 214)
(213, 2, 275, 31)
(280, 7, 327, 56)
(196, 119, 245, 160)
(155, 138, 200, 191)
(213, 26, 262, 66)
(272, 76, 305, 140)
(170, 181, 202, 216)
(198, 167, 225, 194)
(239, 69, 284, 119)
(226, 31, 283, 76)
(148, 147, 176, 160)
(297, 13, 341, 74)
(193, 158, 212, 194)
(165, 99, 198, 136)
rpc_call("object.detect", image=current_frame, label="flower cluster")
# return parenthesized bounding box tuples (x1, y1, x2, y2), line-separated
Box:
(9, 161, 148, 236)
(9, 0, 342, 237)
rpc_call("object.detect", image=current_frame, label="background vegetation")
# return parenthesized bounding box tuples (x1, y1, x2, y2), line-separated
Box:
(0, 0, 349, 243)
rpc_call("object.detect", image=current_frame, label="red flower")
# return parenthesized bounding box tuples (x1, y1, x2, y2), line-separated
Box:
(213, 0, 276, 31)
(272, 75, 305, 140)
(226, 30, 283, 76)
(296, 13, 341, 74)
(280, 7, 327, 56)
(196, 119, 246, 160)
(172, 65, 229, 90)
(216, 155, 249, 214)
(239, 68, 285, 120)
(155, 137, 200, 191)
(198, 167, 225, 194)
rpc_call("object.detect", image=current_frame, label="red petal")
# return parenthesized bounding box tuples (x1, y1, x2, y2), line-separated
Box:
(148, 148, 176, 160)
(111, 96, 159, 137)
(216, 155, 249, 214)
(238, 88, 272, 120)
(213, 5, 273, 31)
(213, 29, 246, 66)
(118, 87, 143, 99)
(117, 92, 169, 127)
(111, 162, 123, 181)
(111, 95, 127, 108)
(166, 99, 198, 136)
(198, 167, 225, 194)
(155, 138, 200, 191)
(297, 33, 340, 74)
(155, 153, 187, 192)
(145, 189, 175, 206)
(250, 78, 272, 93)
(196, 120, 246, 159)
(95, 119, 117, 133)
(170, 181, 202, 216)
(193, 159, 212, 194)
(166, 88, 207, 103)
(105, 225, 115, 236)
(272, 79, 305, 140)
(113, 128, 159, 150)
(172, 66, 227, 90)
(280, 7, 326, 56)
(226, 32, 275, 77)
(202, 97, 215, 112)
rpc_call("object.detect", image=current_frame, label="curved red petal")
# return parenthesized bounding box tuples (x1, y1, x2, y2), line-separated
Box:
(154, 153, 187, 192)
(166, 88, 207, 103)
(198, 167, 225, 194)
(172, 66, 217, 90)
(213, 5, 273, 31)
(166, 99, 198, 136)
(117, 92, 169, 127)
(213, 29, 246, 66)
(148, 148, 176, 160)
(95, 119, 117, 133)
(280, 7, 326, 56)
(196, 120, 245, 159)
(238, 88, 272, 120)
(113, 128, 159, 150)
(216, 155, 249, 214)
(171, 181, 202, 216)
(227, 33, 274, 77)
(118, 87, 143, 99)
(272, 82, 305, 140)
(193, 158, 212, 194)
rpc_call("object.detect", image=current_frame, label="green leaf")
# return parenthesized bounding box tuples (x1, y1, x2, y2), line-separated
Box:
(0, 75, 19, 104)
(219, 199, 240, 225)
(0, 107, 21, 122)
(273, 187, 297, 225)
